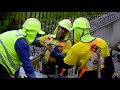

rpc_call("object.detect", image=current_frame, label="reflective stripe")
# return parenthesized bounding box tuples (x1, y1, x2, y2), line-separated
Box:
(0, 53, 12, 74)
(16, 33, 23, 37)
(0, 40, 17, 74)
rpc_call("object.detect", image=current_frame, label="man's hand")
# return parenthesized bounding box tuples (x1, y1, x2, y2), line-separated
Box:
(45, 43, 54, 52)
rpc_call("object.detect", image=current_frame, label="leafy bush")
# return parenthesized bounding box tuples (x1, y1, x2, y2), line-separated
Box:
(0, 12, 108, 34)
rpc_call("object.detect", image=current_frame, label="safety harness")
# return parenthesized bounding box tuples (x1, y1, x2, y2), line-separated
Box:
(78, 38, 103, 78)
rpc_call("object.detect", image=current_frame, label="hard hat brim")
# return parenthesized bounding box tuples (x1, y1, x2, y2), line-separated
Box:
(67, 27, 73, 31)
(38, 30, 45, 35)
(70, 27, 74, 30)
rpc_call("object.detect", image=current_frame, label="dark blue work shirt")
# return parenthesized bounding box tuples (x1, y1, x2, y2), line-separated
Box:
(14, 38, 36, 78)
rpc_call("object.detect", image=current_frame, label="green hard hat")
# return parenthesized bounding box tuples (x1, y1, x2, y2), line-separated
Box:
(73, 17, 90, 29)
(22, 18, 45, 35)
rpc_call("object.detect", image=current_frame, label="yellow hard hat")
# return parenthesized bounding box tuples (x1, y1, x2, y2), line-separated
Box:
(73, 17, 90, 29)
(22, 18, 45, 34)
(58, 19, 72, 31)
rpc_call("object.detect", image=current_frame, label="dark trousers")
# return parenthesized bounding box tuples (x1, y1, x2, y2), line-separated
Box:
(79, 67, 112, 79)
(0, 64, 12, 78)
(41, 61, 56, 75)
(42, 61, 68, 76)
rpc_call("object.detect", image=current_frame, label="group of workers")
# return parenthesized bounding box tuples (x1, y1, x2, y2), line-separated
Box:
(0, 17, 115, 78)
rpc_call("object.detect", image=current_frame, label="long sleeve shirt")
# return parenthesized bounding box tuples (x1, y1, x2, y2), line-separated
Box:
(14, 38, 36, 78)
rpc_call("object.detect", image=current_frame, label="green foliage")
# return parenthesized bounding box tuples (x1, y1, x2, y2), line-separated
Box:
(0, 12, 108, 34)
(0, 12, 11, 33)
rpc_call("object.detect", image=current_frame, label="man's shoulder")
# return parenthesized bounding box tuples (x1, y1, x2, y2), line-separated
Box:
(96, 37, 106, 43)
(96, 38, 108, 48)
(16, 38, 28, 45)
(63, 39, 72, 45)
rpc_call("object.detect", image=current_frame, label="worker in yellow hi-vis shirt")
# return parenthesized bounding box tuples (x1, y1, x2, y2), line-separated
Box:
(60, 17, 115, 78)
(33, 19, 72, 76)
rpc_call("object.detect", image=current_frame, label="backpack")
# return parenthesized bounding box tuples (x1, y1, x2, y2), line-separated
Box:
(79, 38, 104, 78)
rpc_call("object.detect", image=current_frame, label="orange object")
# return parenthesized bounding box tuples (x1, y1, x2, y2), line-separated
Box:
(78, 66, 88, 78)
(58, 42, 65, 52)
(78, 39, 99, 78)
(40, 63, 42, 72)
(60, 68, 66, 76)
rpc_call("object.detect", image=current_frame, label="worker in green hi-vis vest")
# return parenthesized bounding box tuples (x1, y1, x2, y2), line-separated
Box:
(0, 18, 45, 78)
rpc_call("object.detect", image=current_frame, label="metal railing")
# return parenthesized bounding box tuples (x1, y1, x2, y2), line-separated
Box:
(90, 12, 120, 32)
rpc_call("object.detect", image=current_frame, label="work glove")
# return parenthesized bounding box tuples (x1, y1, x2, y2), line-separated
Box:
(45, 42, 55, 52)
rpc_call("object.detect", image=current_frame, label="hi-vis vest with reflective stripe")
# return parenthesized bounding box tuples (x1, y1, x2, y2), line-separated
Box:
(0, 30, 24, 75)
